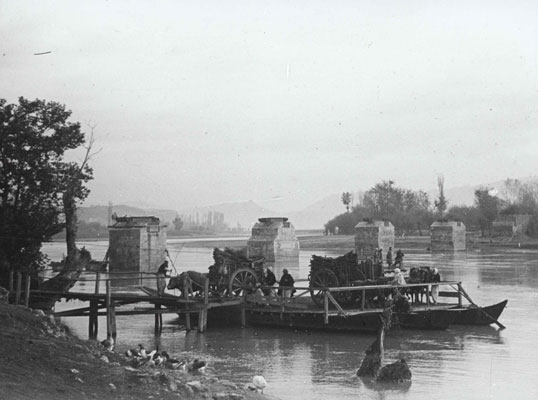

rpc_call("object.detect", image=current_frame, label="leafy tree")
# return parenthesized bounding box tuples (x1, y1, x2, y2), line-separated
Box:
(0, 97, 93, 287)
(446, 205, 481, 230)
(341, 192, 352, 212)
(361, 180, 433, 234)
(363, 180, 402, 216)
(325, 205, 369, 235)
(326, 181, 434, 235)
(474, 187, 500, 236)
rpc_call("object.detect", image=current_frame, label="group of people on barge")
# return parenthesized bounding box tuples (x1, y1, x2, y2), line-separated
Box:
(254, 266, 295, 299)
(373, 246, 405, 269)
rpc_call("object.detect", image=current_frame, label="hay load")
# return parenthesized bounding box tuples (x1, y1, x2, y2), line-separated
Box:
(309, 251, 358, 271)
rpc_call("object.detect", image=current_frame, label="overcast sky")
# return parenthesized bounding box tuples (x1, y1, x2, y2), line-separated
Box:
(1, 0, 537, 212)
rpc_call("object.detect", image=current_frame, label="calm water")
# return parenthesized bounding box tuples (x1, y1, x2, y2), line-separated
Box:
(42, 240, 538, 400)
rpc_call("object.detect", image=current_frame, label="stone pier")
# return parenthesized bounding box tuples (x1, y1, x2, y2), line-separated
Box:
(354, 219, 395, 261)
(246, 217, 300, 277)
(430, 220, 466, 251)
(108, 216, 167, 286)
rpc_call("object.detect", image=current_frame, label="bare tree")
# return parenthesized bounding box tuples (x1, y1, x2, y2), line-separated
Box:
(434, 175, 448, 216)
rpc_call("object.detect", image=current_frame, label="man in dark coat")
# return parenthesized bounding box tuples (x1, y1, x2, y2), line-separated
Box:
(278, 269, 295, 298)
(157, 260, 171, 296)
(386, 247, 393, 268)
(394, 249, 404, 268)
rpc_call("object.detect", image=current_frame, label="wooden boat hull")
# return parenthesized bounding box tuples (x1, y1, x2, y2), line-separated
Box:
(448, 300, 508, 325)
(241, 307, 456, 333)
(395, 309, 457, 330)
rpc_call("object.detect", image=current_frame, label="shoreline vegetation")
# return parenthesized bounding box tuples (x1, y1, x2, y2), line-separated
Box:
(0, 302, 277, 400)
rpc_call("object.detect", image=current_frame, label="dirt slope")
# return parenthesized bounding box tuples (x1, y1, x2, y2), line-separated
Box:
(0, 302, 275, 400)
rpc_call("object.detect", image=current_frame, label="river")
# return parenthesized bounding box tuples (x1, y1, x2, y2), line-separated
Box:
(41, 240, 538, 400)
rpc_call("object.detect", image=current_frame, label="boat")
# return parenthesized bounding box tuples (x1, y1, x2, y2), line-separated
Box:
(141, 274, 507, 333)
(240, 305, 458, 333)
(236, 279, 507, 333)
(448, 299, 508, 325)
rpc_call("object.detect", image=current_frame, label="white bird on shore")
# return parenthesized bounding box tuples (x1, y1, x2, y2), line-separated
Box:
(100, 338, 115, 352)
(244, 375, 268, 393)
(252, 375, 267, 393)
(139, 345, 148, 360)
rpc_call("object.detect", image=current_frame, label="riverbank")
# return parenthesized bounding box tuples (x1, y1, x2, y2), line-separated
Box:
(179, 233, 538, 252)
(0, 302, 276, 400)
(180, 234, 434, 252)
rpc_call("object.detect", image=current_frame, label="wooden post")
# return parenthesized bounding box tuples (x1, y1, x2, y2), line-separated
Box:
(110, 301, 117, 340)
(198, 308, 207, 332)
(154, 303, 162, 334)
(426, 284, 430, 307)
(198, 278, 209, 332)
(94, 271, 101, 294)
(106, 280, 113, 340)
(89, 300, 98, 339)
(183, 278, 191, 331)
(324, 291, 329, 324)
(361, 288, 366, 310)
(457, 283, 463, 307)
(9, 270, 14, 292)
(203, 277, 209, 305)
(24, 274, 31, 308)
(15, 272, 22, 305)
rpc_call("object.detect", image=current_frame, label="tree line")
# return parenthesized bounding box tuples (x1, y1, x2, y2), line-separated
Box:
(327, 179, 538, 237)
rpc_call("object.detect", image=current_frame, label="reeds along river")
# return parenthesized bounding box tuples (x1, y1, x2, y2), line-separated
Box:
(41, 240, 538, 400)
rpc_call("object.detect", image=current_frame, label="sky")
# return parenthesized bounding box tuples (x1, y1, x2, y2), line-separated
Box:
(1, 0, 537, 213)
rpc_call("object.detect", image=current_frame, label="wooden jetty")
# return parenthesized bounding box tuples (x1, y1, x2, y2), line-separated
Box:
(8, 271, 244, 340)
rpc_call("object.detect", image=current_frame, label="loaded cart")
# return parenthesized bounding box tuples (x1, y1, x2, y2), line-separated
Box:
(208, 247, 265, 296)
(308, 251, 389, 306)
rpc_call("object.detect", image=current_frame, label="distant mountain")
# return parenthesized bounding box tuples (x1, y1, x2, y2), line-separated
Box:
(79, 177, 537, 231)
(286, 193, 347, 230)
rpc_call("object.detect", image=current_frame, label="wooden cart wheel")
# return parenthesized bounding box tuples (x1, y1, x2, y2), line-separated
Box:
(229, 268, 258, 296)
(309, 268, 339, 307)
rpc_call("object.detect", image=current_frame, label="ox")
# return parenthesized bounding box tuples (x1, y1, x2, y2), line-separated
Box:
(406, 267, 434, 303)
(167, 271, 208, 297)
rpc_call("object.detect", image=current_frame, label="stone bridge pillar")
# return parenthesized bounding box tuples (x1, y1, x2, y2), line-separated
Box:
(354, 219, 395, 262)
(246, 217, 300, 277)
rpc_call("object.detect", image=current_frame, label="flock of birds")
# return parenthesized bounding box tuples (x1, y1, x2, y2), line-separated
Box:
(100, 339, 268, 393)
(124, 344, 207, 372)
